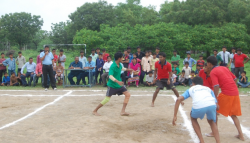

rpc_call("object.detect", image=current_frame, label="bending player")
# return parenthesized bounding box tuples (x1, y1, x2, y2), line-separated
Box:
(93, 52, 134, 116)
(151, 52, 183, 107)
(206, 56, 244, 141)
(173, 77, 220, 143)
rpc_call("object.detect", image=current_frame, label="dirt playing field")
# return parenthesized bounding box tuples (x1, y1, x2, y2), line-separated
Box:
(0, 89, 249, 143)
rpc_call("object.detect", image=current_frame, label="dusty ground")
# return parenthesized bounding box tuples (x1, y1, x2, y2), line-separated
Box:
(0, 89, 249, 143)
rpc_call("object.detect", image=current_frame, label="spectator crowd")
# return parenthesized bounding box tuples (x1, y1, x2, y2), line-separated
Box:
(0, 46, 249, 89)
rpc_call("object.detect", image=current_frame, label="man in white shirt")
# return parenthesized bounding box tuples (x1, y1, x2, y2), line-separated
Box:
(228, 47, 236, 74)
(20, 57, 36, 86)
(79, 50, 87, 68)
(101, 56, 113, 87)
(90, 48, 98, 63)
(218, 46, 230, 67)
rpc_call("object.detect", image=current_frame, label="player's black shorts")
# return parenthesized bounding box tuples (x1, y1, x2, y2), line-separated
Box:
(156, 79, 175, 90)
(106, 86, 127, 97)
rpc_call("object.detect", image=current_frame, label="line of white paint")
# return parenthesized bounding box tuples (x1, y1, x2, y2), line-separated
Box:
(171, 95, 199, 143)
(0, 90, 185, 93)
(227, 117, 250, 139)
(0, 91, 72, 130)
(0, 94, 173, 97)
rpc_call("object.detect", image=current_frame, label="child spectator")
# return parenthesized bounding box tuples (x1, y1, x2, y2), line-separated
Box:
(149, 50, 153, 58)
(144, 71, 155, 86)
(55, 61, 64, 85)
(151, 53, 159, 72)
(172, 63, 180, 76)
(102, 49, 109, 63)
(176, 70, 186, 86)
(171, 70, 178, 85)
(17, 72, 22, 85)
(1, 72, 10, 86)
(0, 53, 6, 84)
(95, 53, 104, 85)
(2, 53, 16, 77)
(182, 62, 191, 85)
(238, 71, 250, 88)
(195, 65, 201, 75)
(16, 51, 26, 74)
(141, 51, 152, 84)
(197, 55, 205, 69)
(189, 71, 196, 85)
(10, 72, 19, 86)
(59, 49, 67, 68)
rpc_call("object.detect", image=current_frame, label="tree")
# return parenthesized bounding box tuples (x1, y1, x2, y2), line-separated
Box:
(32, 30, 49, 49)
(0, 12, 43, 50)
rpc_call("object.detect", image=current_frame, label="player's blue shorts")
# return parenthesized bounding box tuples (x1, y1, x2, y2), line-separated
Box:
(191, 105, 217, 123)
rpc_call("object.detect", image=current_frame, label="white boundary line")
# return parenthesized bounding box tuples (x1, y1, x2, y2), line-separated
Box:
(0, 90, 185, 93)
(227, 117, 250, 139)
(0, 91, 72, 130)
(171, 95, 199, 143)
(0, 94, 173, 97)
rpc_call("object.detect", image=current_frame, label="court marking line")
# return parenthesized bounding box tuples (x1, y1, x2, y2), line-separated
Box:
(0, 90, 185, 93)
(0, 94, 174, 97)
(0, 91, 72, 130)
(227, 117, 250, 139)
(171, 95, 199, 143)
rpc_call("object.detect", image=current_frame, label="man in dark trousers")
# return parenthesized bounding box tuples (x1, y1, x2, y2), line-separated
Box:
(40, 45, 57, 91)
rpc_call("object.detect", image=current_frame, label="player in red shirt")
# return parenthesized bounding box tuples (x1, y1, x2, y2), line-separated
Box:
(206, 56, 244, 141)
(151, 52, 183, 107)
(233, 48, 249, 78)
(198, 63, 213, 90)
(102, 49, 110, 63)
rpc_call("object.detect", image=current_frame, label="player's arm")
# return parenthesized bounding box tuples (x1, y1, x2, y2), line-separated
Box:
(109, 75, 123, 86)
(192, 59, 197, 67)
(123, 67, 133, 72)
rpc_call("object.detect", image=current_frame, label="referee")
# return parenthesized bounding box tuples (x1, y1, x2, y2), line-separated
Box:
(40, 45, 57, 91)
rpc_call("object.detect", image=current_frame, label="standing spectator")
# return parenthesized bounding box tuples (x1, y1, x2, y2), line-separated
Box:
(52, 49, 58, 62)
(151, 53, 159, 73)
(183, 52, 197, 69)
(1, 72, 10, 86)
(122, 50, 129, 84)
(102, 56, 113, 87)
(135, 46, 145, 60)
(58, 49, 66, 69)
(90, 49, 98, 62)
(68, 57, 83, 85)
(218, 46, 230, 67)
(171, 50, 180, 67)
(79, 50, 87, 69)
(37, 50, 43, 64)
(40, 45, 57, 91)
(127, 47, 133, 63)
(16, 51, 26, 74)
(149, 50, 153, 58)
(143, 71, 155, 86)
(33, 63, 43, 87)
(102, 49, 110, 63)
(155, 47, 160, 58)
(10, 72, 19, 86)
(196, 55, 205, 69)
(96, 47, 102, 55)
(229, 47, 236, 74)
(238, 71, 250, 88)
(0, 53, 6, 83)
(2, 53, 16, 77)
(182, 62, 191, 86)
(133, 53, 141, 63)
(95, 54, 104, 85)
(127, 58, 140, 87)
(213, 49, 223, 66)
(55, 61, 64, 85)
(172, 63, 181, 76)
(177, 70, 187, 86)
(20, 57, 36, 86)
(83, 56, 96, 85)
(233, 48, 249, 78)
(140, 51, 152, 84)
(195, 65, 201, 75)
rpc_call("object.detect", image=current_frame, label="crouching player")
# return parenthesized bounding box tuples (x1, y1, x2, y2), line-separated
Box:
(172, 77, 220, 143)
(93, 52, 134, 116)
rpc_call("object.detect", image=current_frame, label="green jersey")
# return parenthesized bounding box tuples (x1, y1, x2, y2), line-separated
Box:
(107, 62, 123, 89)
(216, 55, 223, 65)
(171, 55, 180, 67)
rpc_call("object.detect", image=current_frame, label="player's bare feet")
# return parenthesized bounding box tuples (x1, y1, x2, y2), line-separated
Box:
(92, 111, 101, 116)
(235, 135, 245, 141)
(120, 112, 130, 116)
(151, 103, 154, 107)
(205, 133, 214, 137)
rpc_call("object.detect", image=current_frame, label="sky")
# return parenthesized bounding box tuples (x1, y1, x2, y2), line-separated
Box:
(0, 0, 175, 31)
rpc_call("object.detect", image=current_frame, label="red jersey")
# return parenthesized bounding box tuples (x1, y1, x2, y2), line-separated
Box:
(53, 55, 58, 62)
(155, 61, 172, 79)
(210, 66, 238, 96)
(103, 53, 109, 62)
(233, 53, 247, 68)
(198, 69, 213, 90)
(197, 60, 205, 68)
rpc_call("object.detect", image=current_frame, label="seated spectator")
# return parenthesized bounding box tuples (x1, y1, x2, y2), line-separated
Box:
(101, 56, 113, 87)
(55, 61, 64, 85)
(189, 70, 196, 86)
(68, 57, 83, 85)
(172, 63, 180, 81)
(133, 53, 141, 63)
(197, 55, 205, 69)
(151, 53, 159, 73)
(10, 72, 19, 86)
(1, 72, 10, 86)
(82, 56, 95, 85)
(120, 63, 127, 85)
(95, 53, 104, 85)
(21, 57, 36, 87)
(143, 71, 155, 86)
(17, 72, 22, 85)
(127, 58, 140, 87)
(178, 70, 189, 86)
(182, 61, 191, 86)
(171, 70, 178, 85)
(238, 71, 250, 88)
(195, 65, 201, 75)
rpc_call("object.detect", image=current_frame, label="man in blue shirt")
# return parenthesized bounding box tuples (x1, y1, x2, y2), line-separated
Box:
(127, 47, 133, 63)
(21, 57, 36, 86)
(183, 52, 197, 69)
(82, 56, 95, 85)
(95, 53, 104, 85)
(40, 45, 57, 91)
(2, 53, 16, 77)
(68, 57, 83, 85)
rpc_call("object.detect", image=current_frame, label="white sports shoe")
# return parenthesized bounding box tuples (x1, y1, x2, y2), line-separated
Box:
(53, 88, 57, 90)
(45, 88, 48, 91)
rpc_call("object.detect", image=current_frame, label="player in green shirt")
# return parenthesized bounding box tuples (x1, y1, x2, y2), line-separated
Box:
(93, 52, 134, 116)
(213, 49, 223, 66)
(171, 50, 180, 67)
